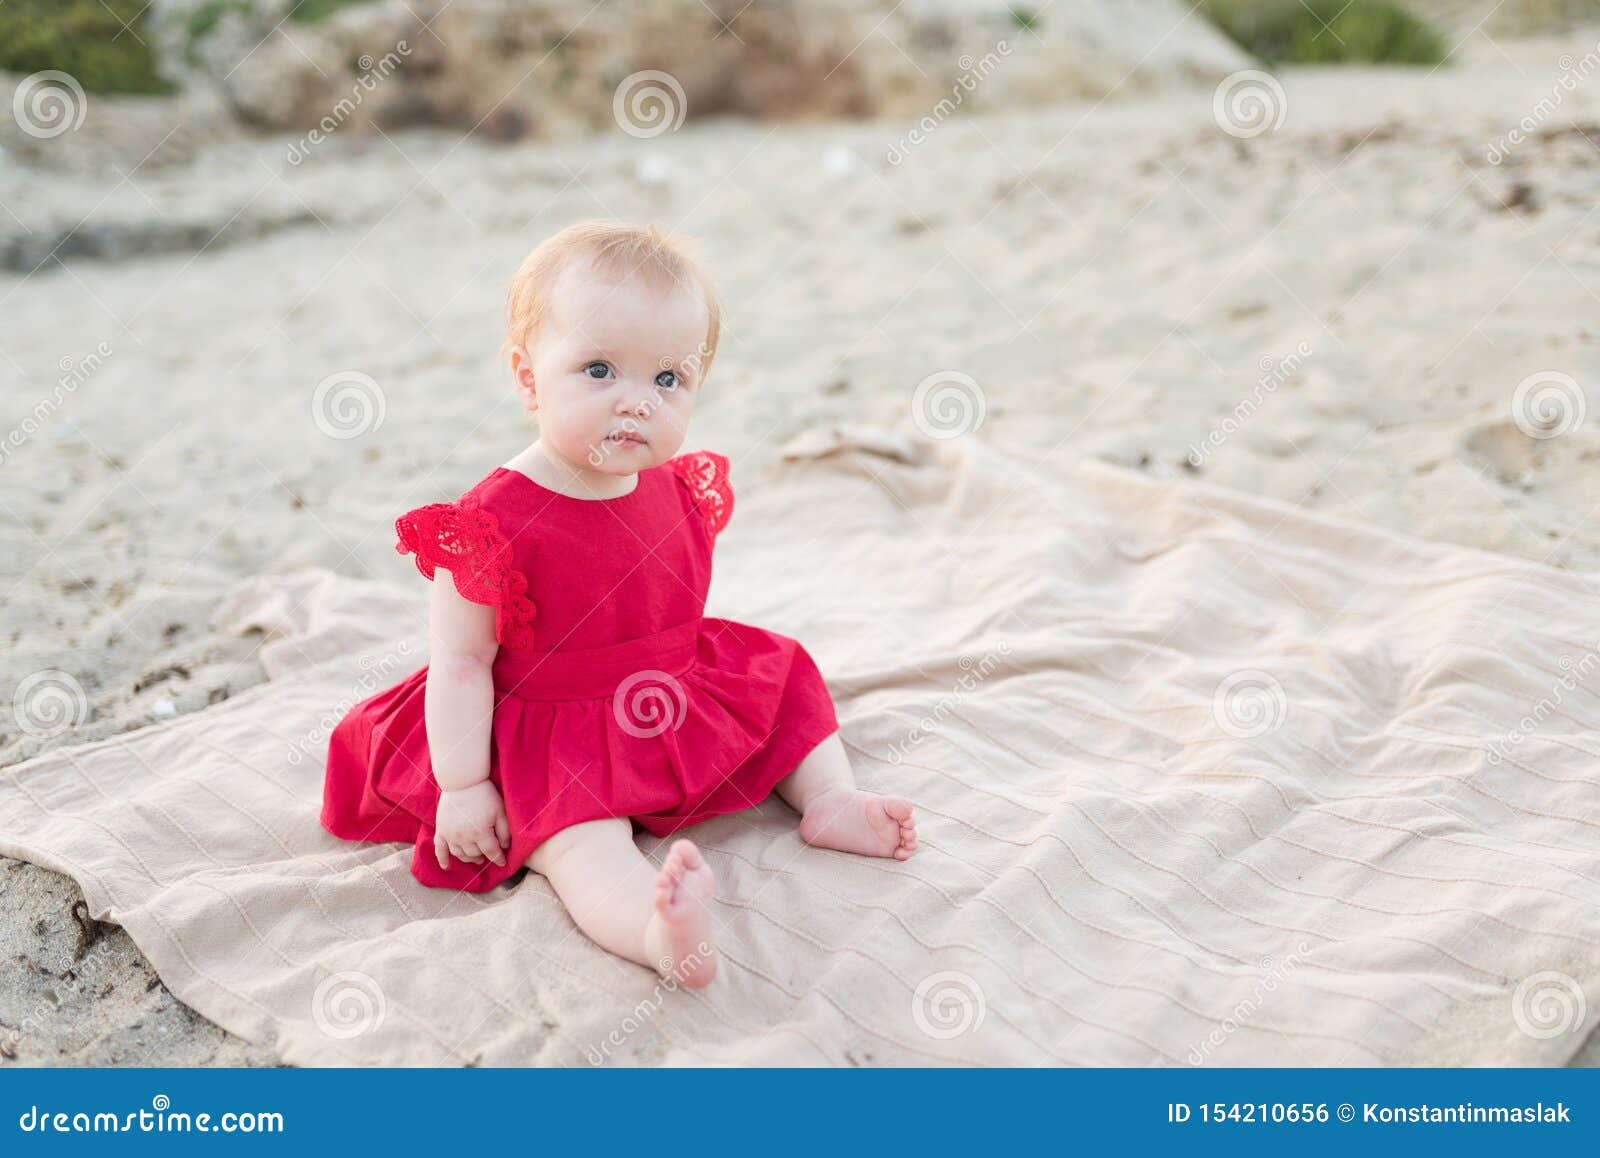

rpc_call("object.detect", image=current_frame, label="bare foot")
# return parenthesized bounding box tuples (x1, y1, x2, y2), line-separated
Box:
(798, 787, 918, 860)
(646, 839, 717, 988)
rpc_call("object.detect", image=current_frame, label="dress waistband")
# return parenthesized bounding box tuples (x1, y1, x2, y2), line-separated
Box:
(492, 618, 701, 702)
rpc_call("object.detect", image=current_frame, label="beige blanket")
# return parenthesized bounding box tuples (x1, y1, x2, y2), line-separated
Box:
(4, 426, 1598, 1066)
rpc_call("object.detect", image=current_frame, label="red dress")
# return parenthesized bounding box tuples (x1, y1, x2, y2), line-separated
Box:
(321, 451, 840, 892)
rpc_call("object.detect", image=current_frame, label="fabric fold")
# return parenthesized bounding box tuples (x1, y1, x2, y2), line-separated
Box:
(2, 429, 1597, 1066)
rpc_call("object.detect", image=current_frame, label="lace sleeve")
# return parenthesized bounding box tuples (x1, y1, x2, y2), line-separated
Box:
(394, 493, 537, 648)
(667, 451, 733, 537)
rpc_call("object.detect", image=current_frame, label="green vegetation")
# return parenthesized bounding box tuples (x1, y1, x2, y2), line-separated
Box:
(1008, 5, 1041, 32)
(1200, 0, 1449, 65)
(181, 0, 387, 36)
(185, 0, 254, 44)
(289, 0, 386, 23)
(179, 0, 261, 67)
(0, 0, 172, 94)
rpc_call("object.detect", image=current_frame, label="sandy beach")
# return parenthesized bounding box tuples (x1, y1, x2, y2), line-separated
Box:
(2, 9, 1599, 1063)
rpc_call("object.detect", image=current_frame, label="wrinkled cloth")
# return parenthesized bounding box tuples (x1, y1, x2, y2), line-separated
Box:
(1, 425, 1597, 1066)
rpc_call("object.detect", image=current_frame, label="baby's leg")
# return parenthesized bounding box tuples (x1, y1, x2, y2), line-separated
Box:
(525, 818, 717, 988)
(774, 730, 918, 860)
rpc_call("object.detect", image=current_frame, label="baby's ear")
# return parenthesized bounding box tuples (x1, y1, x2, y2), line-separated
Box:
(509, 346, 536, 406)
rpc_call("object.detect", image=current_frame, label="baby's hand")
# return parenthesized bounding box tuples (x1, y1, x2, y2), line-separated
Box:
(434, 780, 511, 869)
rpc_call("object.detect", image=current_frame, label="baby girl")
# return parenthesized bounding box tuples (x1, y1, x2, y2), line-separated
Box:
(322, 220, 916, 988)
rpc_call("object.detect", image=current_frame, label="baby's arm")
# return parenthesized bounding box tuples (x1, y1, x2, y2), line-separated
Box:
(424, 568, 510, 869)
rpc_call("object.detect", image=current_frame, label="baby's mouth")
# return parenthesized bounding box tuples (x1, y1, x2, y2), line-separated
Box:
(605, 431, 647, 446)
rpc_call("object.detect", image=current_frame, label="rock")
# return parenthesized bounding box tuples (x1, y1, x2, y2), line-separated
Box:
(0, 207, 320, 273)
(152, 0, 1249, 139)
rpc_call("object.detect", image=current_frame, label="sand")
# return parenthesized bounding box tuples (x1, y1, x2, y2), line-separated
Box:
(2, 20, 1598, 1064)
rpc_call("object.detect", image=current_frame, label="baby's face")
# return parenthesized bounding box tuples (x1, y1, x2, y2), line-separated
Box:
(517, 261, 709, 475)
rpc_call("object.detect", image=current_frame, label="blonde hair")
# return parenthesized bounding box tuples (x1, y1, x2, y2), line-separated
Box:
(502, 220, 722, 384)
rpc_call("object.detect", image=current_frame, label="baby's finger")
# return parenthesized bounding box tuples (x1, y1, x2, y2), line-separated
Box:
(434, 834, 450, 871)
(495, 811, 510, 849)
(478, 834, 506, 867)
(465, 831, 498, 865)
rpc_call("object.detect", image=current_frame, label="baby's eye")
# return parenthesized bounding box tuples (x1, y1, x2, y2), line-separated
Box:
(584, 361, 613, 380)
(654, 369, 679, 391)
